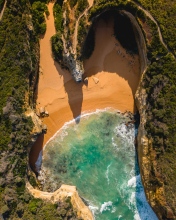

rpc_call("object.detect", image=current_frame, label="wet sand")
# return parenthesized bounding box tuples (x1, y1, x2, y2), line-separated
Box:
(30, 2, 140, 169)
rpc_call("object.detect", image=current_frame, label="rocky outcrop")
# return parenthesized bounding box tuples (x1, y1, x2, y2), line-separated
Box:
(62, 8, 84, 82)
(26, 182, 94, 220)
(63, 52, 83, 82)
(26, 108, 43, 134)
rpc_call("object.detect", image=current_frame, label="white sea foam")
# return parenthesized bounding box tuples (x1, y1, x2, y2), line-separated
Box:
(114, 123, 135, 145)
(35, 150, 43, 172)
(128, 174, 141, 188)
(39, 108, 124, 189)
(88, 203, 99, 216)
(127, 174, 158, 220)
(105, 163, 112, 185)
(100, 201, 113, 213)
(43, 107, 119, 149)
(38, 108, 158, 219)
(111, 206, 116, 213)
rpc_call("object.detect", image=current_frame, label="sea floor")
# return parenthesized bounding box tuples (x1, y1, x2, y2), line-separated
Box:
(38, 109, 158, 220)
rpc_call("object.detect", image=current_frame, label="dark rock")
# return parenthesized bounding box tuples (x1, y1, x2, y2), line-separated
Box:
(42, 124, 47, 134)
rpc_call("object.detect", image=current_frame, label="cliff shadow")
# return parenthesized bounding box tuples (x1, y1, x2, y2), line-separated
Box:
(29, 134, 44, 174)
(54, 60, 83, 123)
(83, 10, 141, 113)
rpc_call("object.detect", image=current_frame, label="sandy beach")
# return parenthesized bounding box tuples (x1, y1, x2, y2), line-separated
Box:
(29, 2, 140, 168)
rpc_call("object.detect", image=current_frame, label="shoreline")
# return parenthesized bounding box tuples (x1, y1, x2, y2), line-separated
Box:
(43, 107, 119, 147)
(34, 108, 135, 172)
(32, 108, 136, 176)
(29, 2, 140, 171)
(43, 107, 135, 149)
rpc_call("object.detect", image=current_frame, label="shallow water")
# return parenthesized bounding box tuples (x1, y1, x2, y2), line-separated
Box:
(39, 110, 158, 220)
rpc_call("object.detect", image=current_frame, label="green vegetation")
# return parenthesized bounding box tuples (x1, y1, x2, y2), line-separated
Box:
(68, 0, 89, 16)
(134, 0, 176, 56)
(0, 0, 38, 150)
(88, 0, 176, 217)
(1, 0, 176, 218)
(1, 194, 80, 219)
(0, 0, 81, 219)
(29, 0, 50, 4)
(75, 0, 89, 17)
(51, 0, 64, 63)
(129, 3, 176, 215)
(68, 0, 77, 9)
(22, 197, 80, 219)
(142, 17, 176, 215)
(53, 0, 63, 32)
(51, 33, 63, 61)
(0, 0, 39, 218)
(90, 0, 126, 19)
(0, 0, 5, 11)
(77, 16, 89, 59)
(31, 1, 49, 36)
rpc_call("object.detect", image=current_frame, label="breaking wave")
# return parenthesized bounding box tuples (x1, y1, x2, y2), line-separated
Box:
(38, 109, 158, 220)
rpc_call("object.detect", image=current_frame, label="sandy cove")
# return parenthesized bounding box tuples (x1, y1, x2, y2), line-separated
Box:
(34, 2, 139, 141)
(29, 2, 140, 168)
(28, 2, 140, 219)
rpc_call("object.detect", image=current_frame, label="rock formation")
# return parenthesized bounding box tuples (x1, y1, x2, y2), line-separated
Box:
(26, 182, 94, 220)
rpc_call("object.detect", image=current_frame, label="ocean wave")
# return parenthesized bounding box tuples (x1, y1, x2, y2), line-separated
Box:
(114, 123, 135, 145)
(43, 107, 120, 149)
(88, 203, 99, 217)
(127, 174, 141, 188)
(35, 150, 43, 172)
(100, 201, 113, 213)
(127, 174, 158, 220)
(37, 109, 158, 219)
(105, 163, 112, 185)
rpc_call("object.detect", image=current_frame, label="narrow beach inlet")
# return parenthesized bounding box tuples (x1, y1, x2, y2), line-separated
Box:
(29, 2, 140, 170)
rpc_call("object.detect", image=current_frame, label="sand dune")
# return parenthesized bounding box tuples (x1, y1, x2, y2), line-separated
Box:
(30, 2, 140, 168)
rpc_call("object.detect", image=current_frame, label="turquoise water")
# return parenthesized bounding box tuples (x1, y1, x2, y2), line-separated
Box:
(39, 110, 158, 220)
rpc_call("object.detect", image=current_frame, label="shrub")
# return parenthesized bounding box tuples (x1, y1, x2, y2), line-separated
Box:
(51, 33, 63, 61)
(31, 1, 49, 36)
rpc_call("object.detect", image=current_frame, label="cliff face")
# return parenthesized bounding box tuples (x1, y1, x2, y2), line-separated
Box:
(0, 0, 81, 219)
(123, 6, 175, 219)
(45, 1, 176, 218)
(1, 0, 175, 219)
(27, 182, 94, 220)
(135, 81, 175, 219)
